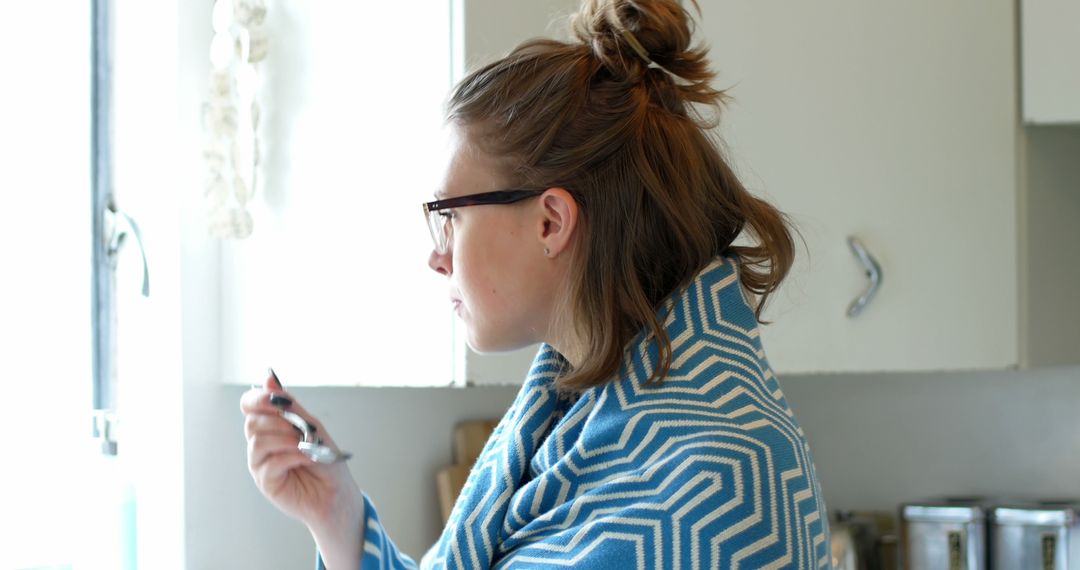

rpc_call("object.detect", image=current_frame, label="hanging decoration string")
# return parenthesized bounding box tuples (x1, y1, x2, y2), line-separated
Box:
(202, 0, 268, 239)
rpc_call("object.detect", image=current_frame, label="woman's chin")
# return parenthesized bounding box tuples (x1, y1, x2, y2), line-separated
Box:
(465, 330, 532, 354)
(465, 336, 502, 354)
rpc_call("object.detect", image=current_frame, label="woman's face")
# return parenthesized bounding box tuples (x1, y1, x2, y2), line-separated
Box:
(427, 128, 555, 353)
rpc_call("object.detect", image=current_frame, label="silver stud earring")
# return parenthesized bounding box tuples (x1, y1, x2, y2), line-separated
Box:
(544, 247, 551, 256)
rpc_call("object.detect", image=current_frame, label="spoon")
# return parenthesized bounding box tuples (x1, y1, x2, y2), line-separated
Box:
(262, 371, 353, 464)
(278, 410, 353, 464)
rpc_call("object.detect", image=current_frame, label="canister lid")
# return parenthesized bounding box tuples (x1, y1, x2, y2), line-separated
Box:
(993, 501, 1080, 526)
(902, 498, 989, 523)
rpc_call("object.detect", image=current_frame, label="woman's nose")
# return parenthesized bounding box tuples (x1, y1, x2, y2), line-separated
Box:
(428, 247, 452, 276)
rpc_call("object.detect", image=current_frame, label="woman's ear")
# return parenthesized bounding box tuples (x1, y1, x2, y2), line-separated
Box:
(537, 188, 578, 257)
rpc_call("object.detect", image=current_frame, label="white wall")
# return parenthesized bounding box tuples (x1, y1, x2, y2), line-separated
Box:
(783, 366, 1080, 511)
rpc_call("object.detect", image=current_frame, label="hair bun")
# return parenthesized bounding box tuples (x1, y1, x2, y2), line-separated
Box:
(570, 0, 722, 108)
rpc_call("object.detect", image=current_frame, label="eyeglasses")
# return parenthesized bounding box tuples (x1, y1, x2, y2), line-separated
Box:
(422, 189, 543, 254)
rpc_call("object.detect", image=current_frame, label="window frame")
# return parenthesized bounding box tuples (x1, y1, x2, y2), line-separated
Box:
(91, 0, 116, 430)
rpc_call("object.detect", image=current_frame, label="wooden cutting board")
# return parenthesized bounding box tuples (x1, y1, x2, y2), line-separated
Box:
(435, 419, 498, 524)
(435, 464, 471, 524)
(452, 419, 499, 466)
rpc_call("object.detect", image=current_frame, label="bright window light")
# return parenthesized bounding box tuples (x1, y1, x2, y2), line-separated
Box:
(219, 3, 455, 386)
(0, 2, 107, 569)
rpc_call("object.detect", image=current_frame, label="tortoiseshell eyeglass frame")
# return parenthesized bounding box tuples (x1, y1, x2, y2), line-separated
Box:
(422, 189, 544, 254)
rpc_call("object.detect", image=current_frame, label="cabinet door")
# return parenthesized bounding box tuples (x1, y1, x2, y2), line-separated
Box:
(1022, 0, 1080, 124)
(698, 0, 1019, 373)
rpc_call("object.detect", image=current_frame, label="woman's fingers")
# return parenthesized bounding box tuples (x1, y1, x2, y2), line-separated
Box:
(271, 398, 327, 436)
(240, 379, 344, 474)
(244, 400, 341, 459)
(240, 386, 288, 415)
(248, 431, 305, 473)
(245, 413, 299, 443)
(239, 372, 358, 532)
(256, 449, 321, 491)
(241, 388, 327, 432)
(242, 394, 335, 446)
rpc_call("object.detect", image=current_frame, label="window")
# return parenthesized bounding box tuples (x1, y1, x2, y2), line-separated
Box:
(0, 1, 136, 568)
(219, 2, 456, 387)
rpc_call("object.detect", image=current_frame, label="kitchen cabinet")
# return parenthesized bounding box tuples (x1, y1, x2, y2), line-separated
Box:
(700, 0, 1080, 374)
(1021, 0, 1080, 124)
(460, 0, 1080, 383)
(701, 0, 1020, 374)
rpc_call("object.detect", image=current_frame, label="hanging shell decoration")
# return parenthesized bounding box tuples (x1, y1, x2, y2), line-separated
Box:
(202, 0, 268, 239)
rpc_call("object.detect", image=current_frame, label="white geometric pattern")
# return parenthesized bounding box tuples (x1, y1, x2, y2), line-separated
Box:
(318, 256, 831, 569)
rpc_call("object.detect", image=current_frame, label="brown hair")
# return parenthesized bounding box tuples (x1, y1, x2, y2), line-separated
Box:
(447, 0, 795, 392)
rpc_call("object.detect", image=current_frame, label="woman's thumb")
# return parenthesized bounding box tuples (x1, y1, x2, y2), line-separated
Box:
(266, 367, 284, 391)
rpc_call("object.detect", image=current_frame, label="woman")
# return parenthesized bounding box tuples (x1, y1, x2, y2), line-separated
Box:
(241, 0, 830, 568)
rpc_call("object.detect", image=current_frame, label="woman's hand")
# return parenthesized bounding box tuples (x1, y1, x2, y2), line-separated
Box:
(240, 372, 364, 568)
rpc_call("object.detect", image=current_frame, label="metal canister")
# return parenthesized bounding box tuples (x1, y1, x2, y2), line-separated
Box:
(992, 501, 1080, 570)
(901, 498, 989, 570)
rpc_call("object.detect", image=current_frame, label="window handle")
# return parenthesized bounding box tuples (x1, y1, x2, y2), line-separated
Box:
(104, 199, 149, 297)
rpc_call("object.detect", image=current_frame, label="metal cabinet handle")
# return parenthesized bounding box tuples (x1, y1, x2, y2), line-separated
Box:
(948, 530, 964, 570)
(1043, 533, 1057, 570)
(847, 236, 881, 317)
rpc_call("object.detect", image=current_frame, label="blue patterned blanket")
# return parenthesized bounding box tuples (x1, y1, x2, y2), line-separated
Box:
(320, 257, 830, 569)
